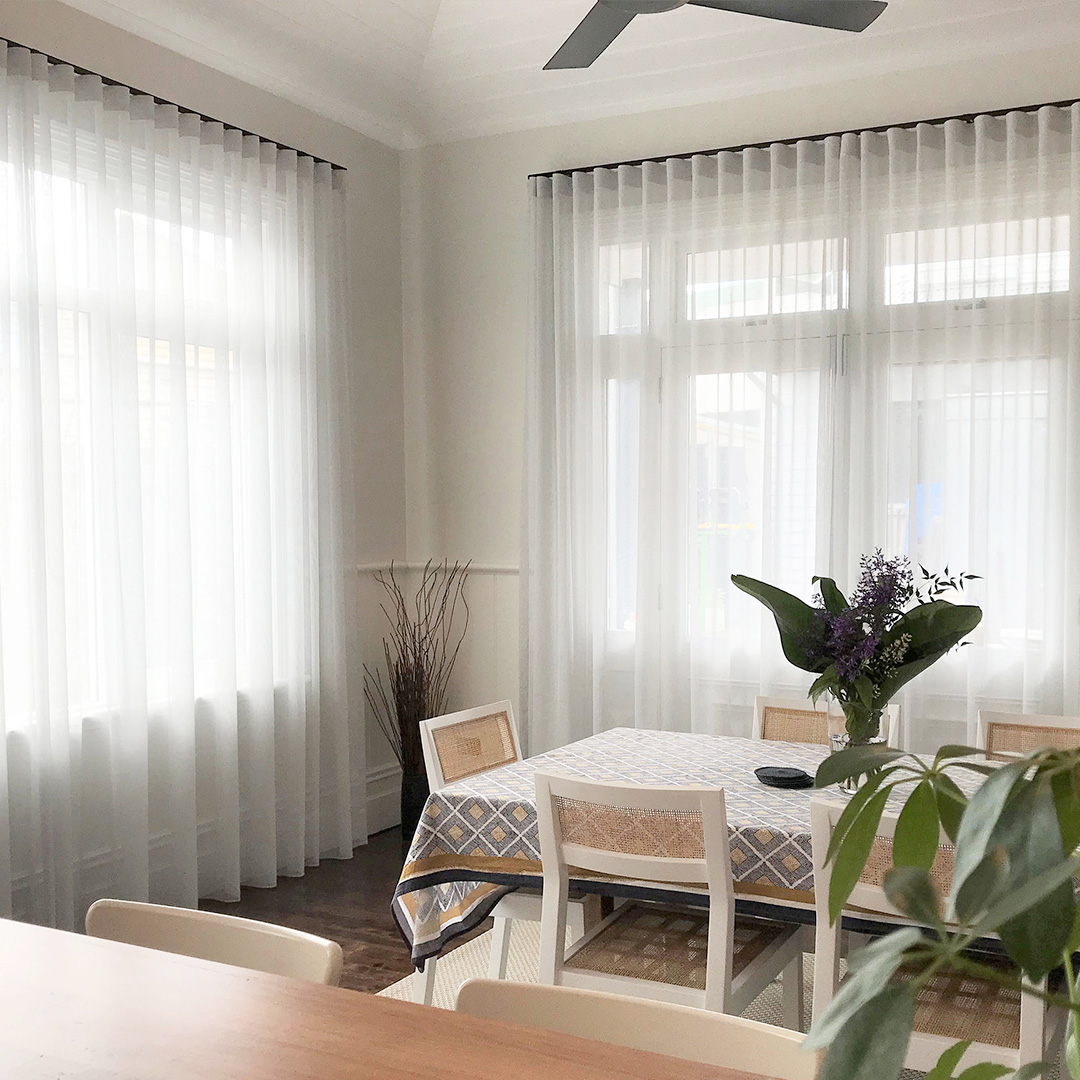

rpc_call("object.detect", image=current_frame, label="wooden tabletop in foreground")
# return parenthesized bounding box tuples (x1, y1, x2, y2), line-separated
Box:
(0, 917, 762, 1079)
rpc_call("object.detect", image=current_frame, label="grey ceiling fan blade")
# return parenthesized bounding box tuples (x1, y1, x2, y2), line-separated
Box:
(687, 0, 887, 32)
(544, 3, 637, 69)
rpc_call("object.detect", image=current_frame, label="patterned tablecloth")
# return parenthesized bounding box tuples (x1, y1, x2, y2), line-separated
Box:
(393, 728, 836, 966)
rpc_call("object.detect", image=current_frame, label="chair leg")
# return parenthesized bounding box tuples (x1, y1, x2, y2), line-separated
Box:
(487, 917, 513, 980)
(414, 956, 437, 1006)
(567, 901, 587, 944)
(782, 952, 804, 1031)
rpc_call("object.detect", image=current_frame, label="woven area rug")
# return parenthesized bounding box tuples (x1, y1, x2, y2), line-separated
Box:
(377, 920, 806, 1028)
(377, 924, 1062, 1080)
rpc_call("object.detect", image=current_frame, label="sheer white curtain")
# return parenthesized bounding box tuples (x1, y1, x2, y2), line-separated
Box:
(525, 104, 1080, 755)
(0, 45, 358, 929)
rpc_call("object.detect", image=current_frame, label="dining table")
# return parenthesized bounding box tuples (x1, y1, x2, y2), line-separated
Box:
(393, 728, 839, 968)
(0, 915, 764, 1079)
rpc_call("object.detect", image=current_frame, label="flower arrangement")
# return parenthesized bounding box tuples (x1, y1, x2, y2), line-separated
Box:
(732, 552, 983, 745)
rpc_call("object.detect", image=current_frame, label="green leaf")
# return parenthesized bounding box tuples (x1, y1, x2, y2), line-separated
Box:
(933, 745, 984, 766)
(825, 769, 893, 864)
(955, 1065, 1013, 1080)
(1053, 768, 1080, 856)
(855, 674, 875, 708)
(1066, 1007, 1080, 1080)
(730, 575, 828, 672)
(815, 744, 908, 789)
(809, 667, 839, 705)
(1011, 1063, 1047, 1080)
(883, 865, 943, 925)
(814, 576, 848, 615)
(924, 1041, 972, 1080)
(1066, 896, 1080, 956)
(804, 928, 923, 1049)
(950, 761, 1027, 898)
(932, 772, 967, 844)
(993, 777, 1076, 977)
(953, 851, 1006, 924)
(970, 854, 1080, 941)
(873, 601, 983, 705)
(830, 786, 893, 922)
(816, 984, 915, 1080)
(893, 780, 941, 869)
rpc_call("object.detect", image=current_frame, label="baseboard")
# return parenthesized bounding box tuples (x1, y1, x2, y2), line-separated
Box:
(367, 761, 402, 834)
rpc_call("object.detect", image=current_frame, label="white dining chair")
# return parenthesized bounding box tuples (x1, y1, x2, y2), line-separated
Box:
(810, 798, 1064, 1070)
(753, 696, 901, 747)
(535, 771, 807, 1025)
(84, 899, 344, 986)
(414, 700, 588, 1006)
(456, 979, 820, 1079)
(976, 710, 1080, 757)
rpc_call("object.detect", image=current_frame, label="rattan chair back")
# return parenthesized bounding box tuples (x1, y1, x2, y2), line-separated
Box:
(420, 700, 520, 790)
(977, 711, 1080, 759)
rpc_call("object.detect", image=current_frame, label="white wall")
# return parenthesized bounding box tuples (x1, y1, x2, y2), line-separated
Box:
(400, 40, 1080, 728)
(0, 1, 408, 837)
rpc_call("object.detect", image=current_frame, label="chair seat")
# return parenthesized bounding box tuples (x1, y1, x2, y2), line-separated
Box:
(564, 902, 797, 991)
(836, 964, 1025, 1050)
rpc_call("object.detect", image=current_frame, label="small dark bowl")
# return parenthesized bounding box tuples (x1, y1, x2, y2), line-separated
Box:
(754, 766, 814, 790)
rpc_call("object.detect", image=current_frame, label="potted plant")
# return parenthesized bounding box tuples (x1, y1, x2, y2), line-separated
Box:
(732, 552, 982, 753)
(363, 560, 470, 859)
(809, 740, 1080, 1080)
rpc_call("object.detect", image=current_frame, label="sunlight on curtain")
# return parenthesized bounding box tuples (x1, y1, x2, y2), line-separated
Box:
(525, 107, 1080, 754)
(0, 45, 358, 928)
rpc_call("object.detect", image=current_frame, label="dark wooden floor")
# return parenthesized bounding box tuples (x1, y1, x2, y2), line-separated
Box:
(199, 827, 487, 994)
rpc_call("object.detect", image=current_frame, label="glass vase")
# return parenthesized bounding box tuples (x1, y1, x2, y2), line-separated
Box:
(828, 705, 886, 794)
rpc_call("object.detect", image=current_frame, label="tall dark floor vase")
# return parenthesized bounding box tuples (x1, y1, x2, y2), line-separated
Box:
(400, 771, 430, 862)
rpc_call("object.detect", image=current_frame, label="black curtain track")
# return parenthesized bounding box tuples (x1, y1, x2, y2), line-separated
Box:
(529, 96, 1080, 180)
(1, 35, 346, 172)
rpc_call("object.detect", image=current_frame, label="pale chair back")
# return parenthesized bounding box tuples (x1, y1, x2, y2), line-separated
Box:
(420, 700, 521, 791)
(85, 899, 344, 986)
(753, 697, 830, 744)
(809, 799, 1051, 1069)
(977, 711, 1080, 758)
(753, 696, 901, 746)
(456, 980, 819, 1080)
(534, 771, 734, 1010)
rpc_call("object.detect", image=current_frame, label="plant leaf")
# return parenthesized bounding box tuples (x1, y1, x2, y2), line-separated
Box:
(816, 744, 908, 789)
(804, 928, 923, 1049)
(883, 865, 943, 925)
(1067, 999, 1080, 1080)
(923, 1041, 972, 1080)
(730, 575, 828, 672)
(814, 576, 848, 615)
(815, 984, 915, 1080)
(950, 761, 1027, 898)
(993, 777, 1076, 977)
(933, 745, 983, 766)
(955, 1065, 1013, 1080)
(893, 780, 941, 870)
(830, 786, 893, 923)
(970, 854, 1080, 941)
(932, 772, 967, 844)
(1053, 767, 1080, 856)
(825, 769, 893, 864)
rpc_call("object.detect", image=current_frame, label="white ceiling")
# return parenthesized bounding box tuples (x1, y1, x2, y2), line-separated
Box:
(59, 0, 1080, 149)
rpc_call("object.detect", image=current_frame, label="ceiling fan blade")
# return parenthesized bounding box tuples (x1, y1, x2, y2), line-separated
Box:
(544, 3, 637, 69)
(687, 0, 886, 32)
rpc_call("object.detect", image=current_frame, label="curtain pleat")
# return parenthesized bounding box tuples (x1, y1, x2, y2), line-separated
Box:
(0, 44, 358, 928)
(525, 104, 1080, 755)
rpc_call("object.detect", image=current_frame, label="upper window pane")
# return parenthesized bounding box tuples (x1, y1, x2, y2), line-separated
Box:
(687, 238, 847, 321)
(598, 242, 646, 335)
(884, 216, 1070, 305)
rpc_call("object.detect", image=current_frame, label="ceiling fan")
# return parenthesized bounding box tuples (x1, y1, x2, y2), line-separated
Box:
(544, 0, 888, 69)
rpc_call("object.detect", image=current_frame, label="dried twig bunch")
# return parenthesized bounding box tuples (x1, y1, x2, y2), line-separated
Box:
(363, 560, 471, 774)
